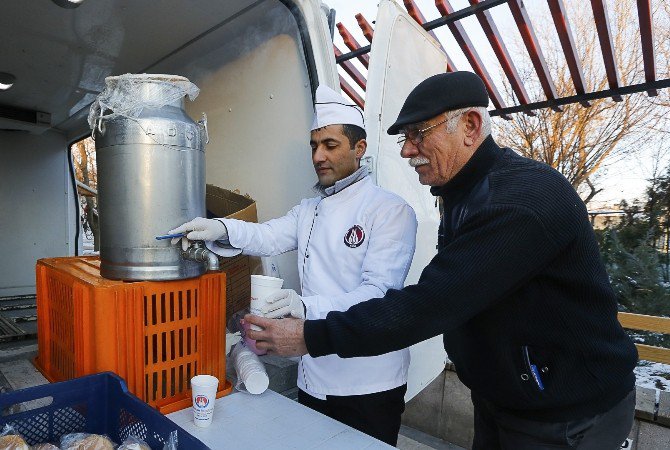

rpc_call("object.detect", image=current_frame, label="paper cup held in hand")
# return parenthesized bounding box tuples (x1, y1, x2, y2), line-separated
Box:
(249, 275, 283, 331)
(191, 375, 218, 427)
(241, 320, 266, 356)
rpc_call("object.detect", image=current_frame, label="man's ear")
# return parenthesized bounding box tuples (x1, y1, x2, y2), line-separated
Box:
(463, 110, 483, 147)
(355, 139, 367, 160)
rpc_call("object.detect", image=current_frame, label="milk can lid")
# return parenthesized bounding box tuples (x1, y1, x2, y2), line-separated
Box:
(88, 73, 200, 130)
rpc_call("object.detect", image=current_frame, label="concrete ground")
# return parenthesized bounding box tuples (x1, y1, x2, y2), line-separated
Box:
(398, 425, 465, 449)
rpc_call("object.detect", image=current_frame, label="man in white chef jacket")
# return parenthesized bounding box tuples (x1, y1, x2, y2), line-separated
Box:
(169, 85, 417, 446)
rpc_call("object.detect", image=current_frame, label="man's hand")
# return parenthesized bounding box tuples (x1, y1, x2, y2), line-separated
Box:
(168, 217, 228, 250)
(245, 314, 308, 357)
(261, 289, 305, 319)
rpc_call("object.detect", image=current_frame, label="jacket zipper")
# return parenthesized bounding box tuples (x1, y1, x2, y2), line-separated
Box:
(300, 201, 320, 391)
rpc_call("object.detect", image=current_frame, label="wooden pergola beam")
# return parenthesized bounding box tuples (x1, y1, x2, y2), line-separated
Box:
(547, 0, 591, 107)
(76, 180, 98, 197)
(435, 0, 510, 118)
(468, 0, 534, 115)
(337, 22, 369, 69)
(339, 75, 365, 108)
(590, 0, 622, 101)
(333, 45, 367, 91)
(490, 78, 670, 117)
(355, 13, 375, 43)
(403, 0, 457, 72)
(507, 0, 562, 111)
(333, 0, 670, 117)
(637, 0, 657, 96)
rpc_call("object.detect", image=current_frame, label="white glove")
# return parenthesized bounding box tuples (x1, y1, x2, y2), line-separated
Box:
(168, 217, 228, 251)
(226, 331, 242, 356)
(261, 289, 306, 319)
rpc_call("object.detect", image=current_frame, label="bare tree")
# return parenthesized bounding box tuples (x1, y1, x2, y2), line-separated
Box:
(648, 0, 670, 111)
(72, 137, 100, 251)
(494, 0, 670, 205)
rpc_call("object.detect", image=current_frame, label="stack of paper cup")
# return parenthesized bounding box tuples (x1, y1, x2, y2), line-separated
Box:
(191, 375, 219, 427)
(231, 343, 269, 395)
(249, 275, 283, 330)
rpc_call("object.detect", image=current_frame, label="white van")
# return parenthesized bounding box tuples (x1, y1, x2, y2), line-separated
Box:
(0, 0, 451, 400)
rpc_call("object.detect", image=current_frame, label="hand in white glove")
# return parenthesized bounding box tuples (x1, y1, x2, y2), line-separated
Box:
(261, 289, 306, 319)
(168, 217, 228, 251)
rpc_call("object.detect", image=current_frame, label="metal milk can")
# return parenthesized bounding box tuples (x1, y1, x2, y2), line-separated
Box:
(91, 74, 209, 280)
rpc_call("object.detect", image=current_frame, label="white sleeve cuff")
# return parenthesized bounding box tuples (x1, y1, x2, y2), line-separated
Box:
(205, 239, 242, 257)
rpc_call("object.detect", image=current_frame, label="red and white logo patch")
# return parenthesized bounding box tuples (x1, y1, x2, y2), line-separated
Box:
(194, 395, 209, 408)
(344, 225, 365, 248)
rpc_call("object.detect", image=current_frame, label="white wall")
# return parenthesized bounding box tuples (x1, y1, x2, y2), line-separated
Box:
(0, 130, 75, 296)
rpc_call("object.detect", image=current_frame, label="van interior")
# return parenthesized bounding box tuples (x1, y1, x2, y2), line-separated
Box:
(0, 0, 333, 295)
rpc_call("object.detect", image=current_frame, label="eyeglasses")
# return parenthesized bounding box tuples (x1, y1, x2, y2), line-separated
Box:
(397, 116, 451, 146)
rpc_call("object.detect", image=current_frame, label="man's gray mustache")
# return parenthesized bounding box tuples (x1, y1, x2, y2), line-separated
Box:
(409, 157, 430, 167)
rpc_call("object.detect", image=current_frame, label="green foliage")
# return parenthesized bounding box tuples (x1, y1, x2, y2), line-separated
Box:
(601, 229, 670, 317)
(596, 168, 670, 347)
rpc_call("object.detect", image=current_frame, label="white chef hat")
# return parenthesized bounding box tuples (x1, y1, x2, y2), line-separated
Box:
(311, 85, 365, 131)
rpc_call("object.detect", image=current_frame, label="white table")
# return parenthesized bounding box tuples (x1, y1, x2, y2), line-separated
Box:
(167, 389, 393, 450)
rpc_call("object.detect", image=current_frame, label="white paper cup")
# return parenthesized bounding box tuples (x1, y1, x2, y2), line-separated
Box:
(249, 275, 283, 330)
(191, 375, 219, 427)
(232, 344, 269, 395)
(239, 365, 269, 395)
(241, 320, 266, 356)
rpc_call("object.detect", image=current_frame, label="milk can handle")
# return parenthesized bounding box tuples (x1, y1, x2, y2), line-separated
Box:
(199, 113, 209, 145)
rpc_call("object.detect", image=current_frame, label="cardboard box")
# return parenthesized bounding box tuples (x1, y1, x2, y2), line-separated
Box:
(206, 184, 257, 223)
(206, 185, 257, 322)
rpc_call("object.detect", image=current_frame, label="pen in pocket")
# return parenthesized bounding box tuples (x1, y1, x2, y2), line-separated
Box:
(530, 364, 545, 390)
(523, 345, 545, 391)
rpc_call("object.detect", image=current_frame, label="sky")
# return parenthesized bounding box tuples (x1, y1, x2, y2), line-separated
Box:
(323, 0, 656, 209)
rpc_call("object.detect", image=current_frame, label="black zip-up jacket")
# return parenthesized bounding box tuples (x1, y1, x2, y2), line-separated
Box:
(305, 135, 638, 421)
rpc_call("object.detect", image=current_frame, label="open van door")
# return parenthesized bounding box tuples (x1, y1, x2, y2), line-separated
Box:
(364, 0, 449, 401)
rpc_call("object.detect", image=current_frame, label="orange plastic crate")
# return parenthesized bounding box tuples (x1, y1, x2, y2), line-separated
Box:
(34, 256, 232, 413)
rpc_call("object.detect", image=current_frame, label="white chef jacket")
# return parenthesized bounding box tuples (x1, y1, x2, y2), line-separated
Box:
(208, 174, 417, 397)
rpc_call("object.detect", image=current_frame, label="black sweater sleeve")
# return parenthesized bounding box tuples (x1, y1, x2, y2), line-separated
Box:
(305, 203, 571, 358)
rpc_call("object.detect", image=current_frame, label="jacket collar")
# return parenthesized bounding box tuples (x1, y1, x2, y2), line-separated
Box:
(313, 165, 369, 197)
(430, 134, 501, 198)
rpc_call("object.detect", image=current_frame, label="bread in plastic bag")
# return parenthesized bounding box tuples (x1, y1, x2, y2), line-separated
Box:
(60, 433, 115, 450)
(0, 424, 29, 450)
(118, 435, 151, 450)
(0, 434, 29, 450)
(32, 444, 60, 450)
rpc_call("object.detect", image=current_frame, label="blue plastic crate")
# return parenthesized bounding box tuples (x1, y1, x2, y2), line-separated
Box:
(0, 372, 210, 449)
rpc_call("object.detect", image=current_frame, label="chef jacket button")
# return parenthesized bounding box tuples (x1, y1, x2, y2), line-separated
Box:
(520, 373, 529, 381)
(306, 254, 309, 258)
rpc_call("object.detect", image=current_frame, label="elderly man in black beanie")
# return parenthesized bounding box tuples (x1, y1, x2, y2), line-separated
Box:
(247, 71, 638, 449)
